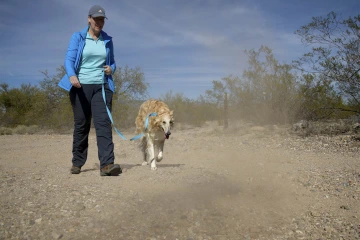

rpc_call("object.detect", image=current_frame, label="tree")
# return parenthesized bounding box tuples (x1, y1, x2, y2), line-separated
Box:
(294, 11, 360, 113)
(159, 90, 217, 126)
(206, 46, 298, 124)
(112, 65, 149, 101)
(0, 83, 47, 127)
(241, 46, 299, 124)
(205, 75, 243, 108)
(295, 73, 346, 120)
(110, 65, 149, 128)
(39, 66, 68, 108)
(0, 83, 10, 125)
(39, 66, 73, 129)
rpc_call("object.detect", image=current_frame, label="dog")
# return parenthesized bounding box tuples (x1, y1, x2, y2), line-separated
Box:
(135, 99, 174, 170)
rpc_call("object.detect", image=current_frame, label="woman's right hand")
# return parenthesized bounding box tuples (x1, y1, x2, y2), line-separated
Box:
(70, 76, 81, 88)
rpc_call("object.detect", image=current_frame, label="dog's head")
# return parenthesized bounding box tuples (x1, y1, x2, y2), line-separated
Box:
(156, 110, 174, 139)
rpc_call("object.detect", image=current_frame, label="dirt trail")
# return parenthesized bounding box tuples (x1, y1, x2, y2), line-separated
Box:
(0, 125, 359, 239)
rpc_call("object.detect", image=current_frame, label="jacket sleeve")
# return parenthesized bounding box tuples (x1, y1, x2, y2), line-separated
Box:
(64, 32, 80, 77)
(109, 40, 116, 74)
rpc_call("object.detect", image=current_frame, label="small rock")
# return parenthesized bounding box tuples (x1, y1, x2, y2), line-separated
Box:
(309, 211, 320, 217)
(51, 232, 63, 239)
(340, 205, 350, 210)
(71, 203, 85, 211)
(35, 218, 42, 224)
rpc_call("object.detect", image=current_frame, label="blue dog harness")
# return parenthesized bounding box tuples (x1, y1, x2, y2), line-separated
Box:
(129, 112, 158, 141)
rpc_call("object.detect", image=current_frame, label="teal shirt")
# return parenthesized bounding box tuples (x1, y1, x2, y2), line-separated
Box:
(78, 33, 106, 84)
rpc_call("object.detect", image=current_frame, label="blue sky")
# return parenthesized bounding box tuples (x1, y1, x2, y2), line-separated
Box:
(0, 0, 359, 99)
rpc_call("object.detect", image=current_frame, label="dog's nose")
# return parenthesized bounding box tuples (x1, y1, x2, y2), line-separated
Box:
(165, 131, 171, 139)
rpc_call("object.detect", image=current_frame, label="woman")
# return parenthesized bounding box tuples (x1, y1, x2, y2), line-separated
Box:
(59, 5, 121, 176)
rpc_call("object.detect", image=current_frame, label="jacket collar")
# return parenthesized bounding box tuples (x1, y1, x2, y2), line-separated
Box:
(80, 26, 112, 43)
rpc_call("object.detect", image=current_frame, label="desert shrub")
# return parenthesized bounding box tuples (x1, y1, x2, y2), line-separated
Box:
(11, 125, 41, 135)
(160, 91, 214, 127)
(292, 119, 356, 136)
(26, 125, 41, 134)
(0, 127, 12, 135)
(13, 125, 27, 134)
(205, 47, 299, 125)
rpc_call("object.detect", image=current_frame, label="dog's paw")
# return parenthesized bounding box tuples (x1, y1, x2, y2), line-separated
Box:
(141, 161, 148, 166)
(151, 166, 158, 170)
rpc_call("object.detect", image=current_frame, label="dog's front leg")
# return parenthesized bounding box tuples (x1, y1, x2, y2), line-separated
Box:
(141, 136, 148, 166)
(147, 140, 157, 170)
(156, 140, 165, 162)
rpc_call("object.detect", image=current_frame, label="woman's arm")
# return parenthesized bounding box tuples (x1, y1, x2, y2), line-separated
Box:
(109, 40, 116, 74)
(64, 33, 80, 77)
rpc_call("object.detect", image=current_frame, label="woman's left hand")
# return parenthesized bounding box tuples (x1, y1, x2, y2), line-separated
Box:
(104, 65, 112, 75)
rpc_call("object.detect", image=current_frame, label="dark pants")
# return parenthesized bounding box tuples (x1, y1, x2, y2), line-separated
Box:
(70, 84, 115, 169)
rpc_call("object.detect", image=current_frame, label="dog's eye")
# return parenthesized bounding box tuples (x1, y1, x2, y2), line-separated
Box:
(162, 121, 166, 124)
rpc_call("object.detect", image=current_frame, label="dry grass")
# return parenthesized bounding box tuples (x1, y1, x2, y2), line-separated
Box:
(0, 125, 41, 135)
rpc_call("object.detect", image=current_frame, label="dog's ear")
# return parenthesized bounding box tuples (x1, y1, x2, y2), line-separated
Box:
(170, 116, 174, 127)
(170, 111, 174, 125)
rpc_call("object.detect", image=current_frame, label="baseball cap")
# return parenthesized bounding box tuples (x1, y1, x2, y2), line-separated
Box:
(88, 5, 107, 19)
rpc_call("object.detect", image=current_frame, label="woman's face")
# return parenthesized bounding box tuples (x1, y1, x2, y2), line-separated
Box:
(88, 16, 105, 33)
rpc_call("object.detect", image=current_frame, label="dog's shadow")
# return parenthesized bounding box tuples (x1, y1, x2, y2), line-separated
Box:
(122, 163, 185, 170)
(81, 163, 185, 172)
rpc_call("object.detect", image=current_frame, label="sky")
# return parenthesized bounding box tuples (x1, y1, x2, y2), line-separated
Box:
(0, 0, 359, 99)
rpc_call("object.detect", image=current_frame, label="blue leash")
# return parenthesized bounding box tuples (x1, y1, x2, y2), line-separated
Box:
(101, 71, 157, 141)
(101, 82, 127, 140)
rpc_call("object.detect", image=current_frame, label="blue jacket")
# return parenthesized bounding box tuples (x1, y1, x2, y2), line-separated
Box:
(58, 26, 116, 92)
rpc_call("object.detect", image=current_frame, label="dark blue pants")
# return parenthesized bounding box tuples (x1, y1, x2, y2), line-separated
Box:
(70, 84, 115, 169)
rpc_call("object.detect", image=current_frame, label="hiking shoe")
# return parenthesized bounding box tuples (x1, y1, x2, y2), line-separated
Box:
(71, 166, 81, 174)
(100, 164, 122, 176)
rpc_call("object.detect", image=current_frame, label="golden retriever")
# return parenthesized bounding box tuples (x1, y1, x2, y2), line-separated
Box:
(135, 99, 174, 170)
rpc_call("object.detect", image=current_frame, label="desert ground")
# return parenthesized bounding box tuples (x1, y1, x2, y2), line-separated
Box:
(0, 122, 359, 240)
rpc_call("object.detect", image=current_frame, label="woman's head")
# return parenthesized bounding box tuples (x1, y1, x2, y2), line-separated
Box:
(88, 5, 107, 35)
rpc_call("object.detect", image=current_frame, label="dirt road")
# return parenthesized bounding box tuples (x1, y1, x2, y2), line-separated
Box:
(0, 124, 359, 239)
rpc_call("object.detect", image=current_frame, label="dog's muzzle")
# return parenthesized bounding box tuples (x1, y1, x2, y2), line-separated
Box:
(165, 131, 171, 139)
